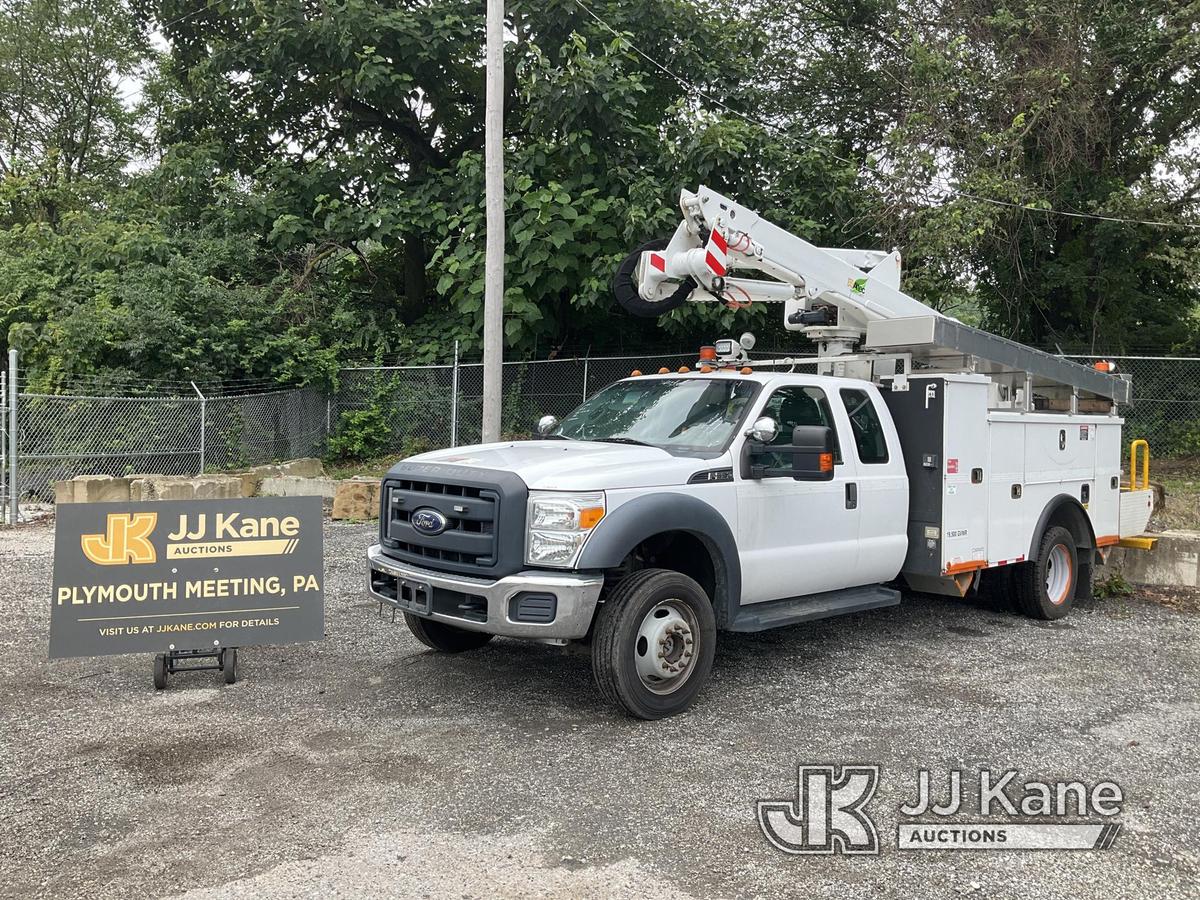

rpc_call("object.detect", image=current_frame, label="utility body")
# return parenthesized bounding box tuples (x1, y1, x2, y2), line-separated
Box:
(367, 186, 1157, 719)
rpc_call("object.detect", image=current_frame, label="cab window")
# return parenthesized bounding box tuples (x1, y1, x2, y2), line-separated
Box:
(758, 385, 841, 470)
(839, 388, 889, 464)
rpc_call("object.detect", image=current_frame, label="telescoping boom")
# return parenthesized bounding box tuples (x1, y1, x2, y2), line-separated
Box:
(617, 187, 1129, 406)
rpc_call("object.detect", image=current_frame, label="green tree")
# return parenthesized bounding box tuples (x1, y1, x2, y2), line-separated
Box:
(0, 0, 150, 221)
(755, 0, 1200, 350)
(148, 0, 861, 356)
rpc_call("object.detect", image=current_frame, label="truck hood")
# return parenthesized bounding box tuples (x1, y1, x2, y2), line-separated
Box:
(406, 441, 717, 491)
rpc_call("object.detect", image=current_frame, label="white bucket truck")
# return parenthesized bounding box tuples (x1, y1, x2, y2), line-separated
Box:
(367, 187, 1156, 719)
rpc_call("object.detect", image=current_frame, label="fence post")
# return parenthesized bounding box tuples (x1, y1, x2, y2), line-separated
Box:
(8, 349, 18, 524)
(582, 353, 589, 402)
(450, 339, 460, 448)
(191, 382, 206, 475)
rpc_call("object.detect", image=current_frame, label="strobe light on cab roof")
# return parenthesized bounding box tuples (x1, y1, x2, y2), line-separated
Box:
(696, 332, 757, 369)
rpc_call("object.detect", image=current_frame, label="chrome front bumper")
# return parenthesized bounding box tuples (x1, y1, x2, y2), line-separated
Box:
(367, 544, 604, 640)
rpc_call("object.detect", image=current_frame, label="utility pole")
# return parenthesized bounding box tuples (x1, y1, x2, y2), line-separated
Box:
(481, 0, 505, 443)
(8, 349, 17, 524)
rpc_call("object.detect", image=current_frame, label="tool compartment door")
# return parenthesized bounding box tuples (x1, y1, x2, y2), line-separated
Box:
(986, 415, 1026, 563)
(940, 377, 990, 572)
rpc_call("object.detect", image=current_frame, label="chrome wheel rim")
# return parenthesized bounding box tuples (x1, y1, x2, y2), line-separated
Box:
(634, 600, 698, 694)
(1045, 544, 1073, 605)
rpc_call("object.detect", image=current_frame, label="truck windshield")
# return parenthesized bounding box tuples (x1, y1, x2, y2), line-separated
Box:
(553, 378, 756, 452)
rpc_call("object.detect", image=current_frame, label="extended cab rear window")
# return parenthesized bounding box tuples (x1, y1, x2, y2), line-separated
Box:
(840, 388, 889, 464)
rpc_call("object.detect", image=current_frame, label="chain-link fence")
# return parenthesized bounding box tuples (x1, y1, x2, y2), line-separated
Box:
(17, 392, 202, 497)
(4, 351, 1200, 510)
(1067, 356, 1200, 459)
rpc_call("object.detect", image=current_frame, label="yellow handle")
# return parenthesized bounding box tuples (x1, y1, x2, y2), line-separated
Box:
(1129, 439, 1150, 490)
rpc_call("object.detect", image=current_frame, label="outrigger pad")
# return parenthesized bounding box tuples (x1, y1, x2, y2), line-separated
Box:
(612, 238, 696, 318)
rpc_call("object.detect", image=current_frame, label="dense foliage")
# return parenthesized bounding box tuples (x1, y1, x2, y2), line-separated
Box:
(1, 0, 1198, 390)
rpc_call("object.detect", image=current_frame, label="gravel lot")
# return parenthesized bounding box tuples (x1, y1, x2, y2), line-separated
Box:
(2, 520, 1198, 899)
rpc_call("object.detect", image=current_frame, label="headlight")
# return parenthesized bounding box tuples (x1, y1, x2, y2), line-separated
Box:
(525, 491, 605, 568)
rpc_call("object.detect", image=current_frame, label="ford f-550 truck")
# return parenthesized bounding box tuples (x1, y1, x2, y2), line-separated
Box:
(367, 187, 1156, 719)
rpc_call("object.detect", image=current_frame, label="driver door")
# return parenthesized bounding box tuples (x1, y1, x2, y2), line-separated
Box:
(735, 384, 861, 604)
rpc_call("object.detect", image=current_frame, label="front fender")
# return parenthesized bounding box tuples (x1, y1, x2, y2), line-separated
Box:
(577, 493, 741, 624)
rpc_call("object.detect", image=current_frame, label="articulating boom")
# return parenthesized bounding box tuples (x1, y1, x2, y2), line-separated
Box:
(618, 186, 1130, 405)
(633, 187, 940, 356)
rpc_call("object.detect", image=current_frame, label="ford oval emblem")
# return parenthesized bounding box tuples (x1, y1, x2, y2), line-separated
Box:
(410, 507, 449, 536)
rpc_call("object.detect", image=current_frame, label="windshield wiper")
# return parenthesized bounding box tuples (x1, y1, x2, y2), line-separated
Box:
(593, 437, 653, 447)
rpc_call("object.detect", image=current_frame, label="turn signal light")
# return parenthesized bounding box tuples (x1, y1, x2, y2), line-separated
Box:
(741, 366, 753, 374)
(658, 367, 670, 374)
(698, 345, 718, 361)
(579, 507, 605, 529)
(819, 452, 834, 473)
(630, 369, 642, 376)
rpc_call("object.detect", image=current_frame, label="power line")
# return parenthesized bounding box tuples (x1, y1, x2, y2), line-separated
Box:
(570, 0, 1200, 232)
(158, 0, 228, 31)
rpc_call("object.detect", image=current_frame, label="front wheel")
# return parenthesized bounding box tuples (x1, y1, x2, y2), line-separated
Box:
(591, 568, 716, 720)
(404, 614, 495, 652)
(1014, 526, 1080, 620)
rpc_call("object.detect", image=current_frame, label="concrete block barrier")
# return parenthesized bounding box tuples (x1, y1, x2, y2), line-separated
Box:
(259, 476, 338, 499)
(1106, 530, 1200, 588)
(332, 478, 381, 520)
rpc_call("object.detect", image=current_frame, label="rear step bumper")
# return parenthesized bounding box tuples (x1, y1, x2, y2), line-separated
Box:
(727, 584, 901, 632)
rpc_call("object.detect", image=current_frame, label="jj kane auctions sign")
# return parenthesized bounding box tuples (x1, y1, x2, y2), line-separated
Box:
(50, 497, 324, 658)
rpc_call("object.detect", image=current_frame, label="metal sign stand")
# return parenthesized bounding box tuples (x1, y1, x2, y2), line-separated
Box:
(153, 647, 240, 690)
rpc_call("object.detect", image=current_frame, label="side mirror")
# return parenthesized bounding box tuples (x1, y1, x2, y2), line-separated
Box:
(745, 415, 779, 444)
(536, 415, 559, 436)
(789, 425, 835, 481)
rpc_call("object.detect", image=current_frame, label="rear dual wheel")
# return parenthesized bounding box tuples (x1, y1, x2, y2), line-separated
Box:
(1014, 526, 1079, 620)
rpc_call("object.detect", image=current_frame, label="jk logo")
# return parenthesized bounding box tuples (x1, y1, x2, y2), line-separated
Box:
(757, 765, 880, 855)
(81, 513, 158, 566)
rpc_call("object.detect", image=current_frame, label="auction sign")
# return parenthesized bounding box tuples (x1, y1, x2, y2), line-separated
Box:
(50, 497, 324, 658)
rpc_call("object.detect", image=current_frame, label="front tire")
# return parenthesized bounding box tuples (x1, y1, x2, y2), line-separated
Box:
(404, 614, 494, 652)
(1014, 526, 1079, 620)
(591, 568, 716, 720)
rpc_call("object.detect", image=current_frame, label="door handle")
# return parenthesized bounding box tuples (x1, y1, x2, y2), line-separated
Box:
(845, 482, 858, 510)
